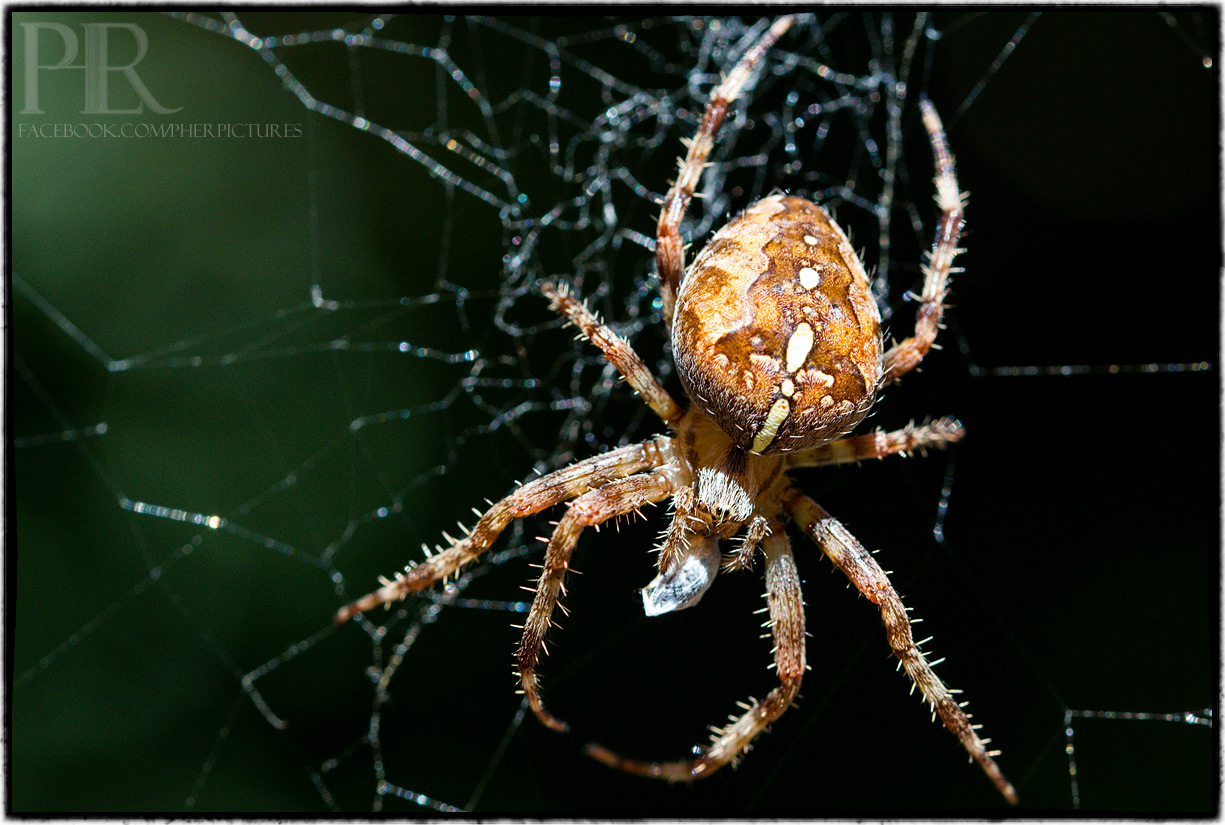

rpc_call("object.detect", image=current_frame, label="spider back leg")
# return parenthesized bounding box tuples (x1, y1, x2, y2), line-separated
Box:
(784, 488, 1018, 804)
(518, 471, 677, 731)
(586, 523, 805, 779)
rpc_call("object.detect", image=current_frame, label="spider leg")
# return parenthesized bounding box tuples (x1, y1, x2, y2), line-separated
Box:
(518, 471, 677, 731)
(786, 416, 964, 470)
(334, 438, 673, 624)
(586, 524, 804, 780)
(881, 99, 967, 386)
(783, 489, 1019, 804)
(656, 16, 794, 329)
(541, 281, 683, 426)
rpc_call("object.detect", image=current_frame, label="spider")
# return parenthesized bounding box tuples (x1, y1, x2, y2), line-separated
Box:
(336, 15, 1017, 805)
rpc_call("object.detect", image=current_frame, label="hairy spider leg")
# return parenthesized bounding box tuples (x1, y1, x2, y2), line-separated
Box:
(541, 281, 683, 426)
(586, 525, 805, 779)
(881, 99, 967, 385)
(539, 282, 712, 582)
(784, 489, 1019, 805)
(786, 416, 964, 470)
(656, 15, 795, 329)
(333, 439, 673, 624)
(518, 472, 677, 731)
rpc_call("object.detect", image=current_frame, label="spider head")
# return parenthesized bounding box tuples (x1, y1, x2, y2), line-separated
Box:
(672, 195, 882, 455)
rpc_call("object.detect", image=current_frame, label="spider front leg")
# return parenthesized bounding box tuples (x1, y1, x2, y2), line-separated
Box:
(541, 281, 682, 426)
(784, 489, 1019, 804)
(882, 99, 967, 386)
(586, 524, 805, 780)
(334, 439, 671, 624)
(655, 16, 794, 328)
(518, 471, 677, 731)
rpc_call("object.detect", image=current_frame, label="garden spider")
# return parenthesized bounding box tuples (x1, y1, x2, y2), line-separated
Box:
(337, 15, 1017, 804)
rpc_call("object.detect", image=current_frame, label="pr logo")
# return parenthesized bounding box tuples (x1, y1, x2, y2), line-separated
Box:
(20, 21, 181, 115)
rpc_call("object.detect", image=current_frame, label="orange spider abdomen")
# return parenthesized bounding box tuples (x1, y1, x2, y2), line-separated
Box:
(672, 195, 882, 455)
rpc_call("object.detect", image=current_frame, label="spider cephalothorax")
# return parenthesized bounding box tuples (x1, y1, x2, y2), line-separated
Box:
(336, 15, 1017, 805)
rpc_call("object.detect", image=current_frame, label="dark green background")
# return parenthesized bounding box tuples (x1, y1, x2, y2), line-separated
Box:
(11, 11, 1218, 815)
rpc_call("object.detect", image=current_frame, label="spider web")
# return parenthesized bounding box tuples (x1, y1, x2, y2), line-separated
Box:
(11, 10, 1218, 814)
